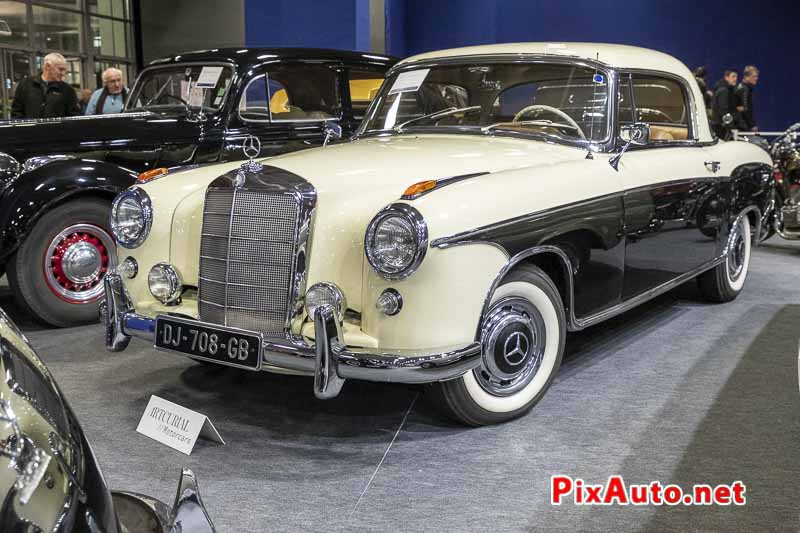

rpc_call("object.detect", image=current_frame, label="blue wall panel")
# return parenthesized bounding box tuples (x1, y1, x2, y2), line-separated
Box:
(245, 0, 369, 51)
(387, 0, 800, 131)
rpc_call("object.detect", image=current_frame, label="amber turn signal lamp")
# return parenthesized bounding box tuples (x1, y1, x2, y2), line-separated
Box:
(402, 180, 437, 198)
(137, 167, 168, 183)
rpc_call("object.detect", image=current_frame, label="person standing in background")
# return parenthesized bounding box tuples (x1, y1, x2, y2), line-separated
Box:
(735, 65, 759, 132)
(85, 68, 128, 115)
(10, 53, 80, 119)
(78, 88, 93, 114)
(693, 66, 713, 112)
(711, 70, 739, 140)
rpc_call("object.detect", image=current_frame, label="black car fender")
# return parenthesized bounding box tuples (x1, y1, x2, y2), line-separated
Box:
(0, 159, 137, 266)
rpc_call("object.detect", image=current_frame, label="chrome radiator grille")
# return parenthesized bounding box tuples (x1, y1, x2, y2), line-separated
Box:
(198, 188, 300, 336)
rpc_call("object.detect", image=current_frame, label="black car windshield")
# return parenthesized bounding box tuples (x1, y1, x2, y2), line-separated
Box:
(360, 62, 610, 144)
(127, 64, 234, 112)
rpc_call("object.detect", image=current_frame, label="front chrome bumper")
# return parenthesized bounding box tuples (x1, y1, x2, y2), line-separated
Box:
(101, 274, 481, 399)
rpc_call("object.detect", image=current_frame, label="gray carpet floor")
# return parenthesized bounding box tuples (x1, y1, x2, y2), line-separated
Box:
(1, 237, 799, 532)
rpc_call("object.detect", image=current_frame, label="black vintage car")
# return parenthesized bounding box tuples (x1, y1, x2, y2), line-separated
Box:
(0, 48, 395, 327)
(0, 306, 216, 532)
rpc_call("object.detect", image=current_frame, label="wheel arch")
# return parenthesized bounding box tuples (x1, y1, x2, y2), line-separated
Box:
(478, 244, 578, 338)
(0, 159, 136, 263)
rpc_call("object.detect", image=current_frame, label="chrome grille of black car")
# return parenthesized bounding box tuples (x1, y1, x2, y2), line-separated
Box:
(198, 188, 300, 336)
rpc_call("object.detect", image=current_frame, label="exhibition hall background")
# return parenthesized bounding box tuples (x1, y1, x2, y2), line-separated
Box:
(244, 0, 800, 133)
(65, 0, 800, 132)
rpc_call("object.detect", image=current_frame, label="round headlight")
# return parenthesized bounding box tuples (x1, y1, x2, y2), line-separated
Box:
(111, 187, 152, 248)
(365, 203, 428, 280)
(305, 282, 346, 322)
(148, 263, 182, 304)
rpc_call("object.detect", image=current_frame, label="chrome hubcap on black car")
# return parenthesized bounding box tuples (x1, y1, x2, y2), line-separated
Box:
(727, 220, 746, 282)
(44, 223, 116, 304)
(475, 297, 546, 396)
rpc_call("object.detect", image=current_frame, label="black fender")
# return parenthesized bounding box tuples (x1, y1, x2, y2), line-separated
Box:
(0, 159, 137, 266)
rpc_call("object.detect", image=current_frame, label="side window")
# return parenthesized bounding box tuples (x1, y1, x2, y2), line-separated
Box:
(348, 68, 385, 121)
(630, 75, 691, 141)
(239, 64, 340, 122)
(239, 75, 269, 121)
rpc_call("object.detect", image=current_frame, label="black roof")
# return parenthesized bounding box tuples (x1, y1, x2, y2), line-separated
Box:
(147, 47, 398, 71)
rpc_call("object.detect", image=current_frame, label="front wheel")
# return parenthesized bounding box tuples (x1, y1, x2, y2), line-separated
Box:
(7, 198, 116, 327)
(697, 216, 751, 302)
(430, 265, 565, 426)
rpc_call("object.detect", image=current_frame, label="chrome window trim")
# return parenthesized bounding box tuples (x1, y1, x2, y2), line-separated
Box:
(126, 61, 236, 113)
(617, 68, 700, 146)
(111, 186, 152, 249)
(358, 54, 617, 153)
(365, 203, 429, 280)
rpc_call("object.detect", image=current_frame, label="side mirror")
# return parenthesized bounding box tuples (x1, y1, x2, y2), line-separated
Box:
(323, 121, 342, 147)
(722, 113, 734, 126)
(620, 123, 650, 146)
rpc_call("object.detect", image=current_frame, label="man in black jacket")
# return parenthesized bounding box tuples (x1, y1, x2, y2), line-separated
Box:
(711, 70, 738, 140)
(734, 65, 759, 132)
(10, 53, 80, 119)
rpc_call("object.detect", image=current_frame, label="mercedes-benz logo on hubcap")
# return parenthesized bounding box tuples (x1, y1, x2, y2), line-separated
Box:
(502, 331, 529, 366)
(242, 135, 261, 160)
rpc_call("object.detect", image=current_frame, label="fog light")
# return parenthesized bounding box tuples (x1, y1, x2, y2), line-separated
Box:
(117, 257, 138, 279)
(305, 282, 346, 322)
(376, 288, 403, 316)
(148, 263, 182, 304)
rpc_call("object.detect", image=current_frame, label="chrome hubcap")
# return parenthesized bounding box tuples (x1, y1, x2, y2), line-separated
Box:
(475, 296, 546, 397)
(44, 223, 116, 304)
(727, 220, 746, 281)
(61, 241, 102, 284)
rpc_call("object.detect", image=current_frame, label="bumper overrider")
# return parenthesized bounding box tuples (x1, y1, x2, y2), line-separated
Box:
(101, 274, 481, 399)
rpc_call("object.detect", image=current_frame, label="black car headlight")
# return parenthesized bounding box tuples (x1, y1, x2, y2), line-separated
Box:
(365, 203, 428, 280)
(111, 187, 152, 248)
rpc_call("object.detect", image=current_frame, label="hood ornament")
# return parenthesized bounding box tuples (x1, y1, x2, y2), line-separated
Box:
(235, 135, 263, 188)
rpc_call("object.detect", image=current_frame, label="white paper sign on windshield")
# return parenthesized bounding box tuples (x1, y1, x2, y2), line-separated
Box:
(388, 69, 430, 95)
(195, 66, 225, 89)
(136, 395, 224, 455)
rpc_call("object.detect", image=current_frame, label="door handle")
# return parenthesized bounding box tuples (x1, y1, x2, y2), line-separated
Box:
(704, 161, 721, 173)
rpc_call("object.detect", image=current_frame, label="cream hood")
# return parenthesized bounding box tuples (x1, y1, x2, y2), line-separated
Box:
(143, 134, 592, 313)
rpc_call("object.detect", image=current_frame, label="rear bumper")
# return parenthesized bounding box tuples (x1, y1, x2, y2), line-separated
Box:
(101, 274, 480, 398)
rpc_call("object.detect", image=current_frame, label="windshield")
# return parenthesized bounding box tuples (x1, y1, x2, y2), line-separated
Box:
(361, 62, 610, 144)
(127, 64, 235, 112)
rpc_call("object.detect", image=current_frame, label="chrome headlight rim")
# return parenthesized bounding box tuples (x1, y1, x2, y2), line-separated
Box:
(365, 203, 428, 280)
(148, 263, 182, 304)
(111, 186, 152, 249)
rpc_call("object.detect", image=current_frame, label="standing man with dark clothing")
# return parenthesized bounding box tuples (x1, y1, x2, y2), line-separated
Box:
(735, 65, 759, 132)
(10, 53, 80, 119)
(711, 70, 739, 140)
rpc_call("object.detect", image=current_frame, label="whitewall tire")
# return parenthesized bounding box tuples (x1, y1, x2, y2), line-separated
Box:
(698, 216, 752, 302)
(431, 265, 565, 426)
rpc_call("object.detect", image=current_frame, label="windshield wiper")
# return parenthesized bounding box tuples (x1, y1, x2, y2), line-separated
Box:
(394, 105, 481, 133)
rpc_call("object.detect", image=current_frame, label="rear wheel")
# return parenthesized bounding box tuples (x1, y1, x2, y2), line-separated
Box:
(430, 265, 565, 426)
(698, 216, 751, 302)
(8, 198, 115, 327)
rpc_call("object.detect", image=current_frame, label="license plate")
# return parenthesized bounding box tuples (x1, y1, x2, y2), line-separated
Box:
(154, 316, 261, 370)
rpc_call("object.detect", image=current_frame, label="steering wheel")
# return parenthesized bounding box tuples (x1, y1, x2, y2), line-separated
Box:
(512, 104, 586, 139)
